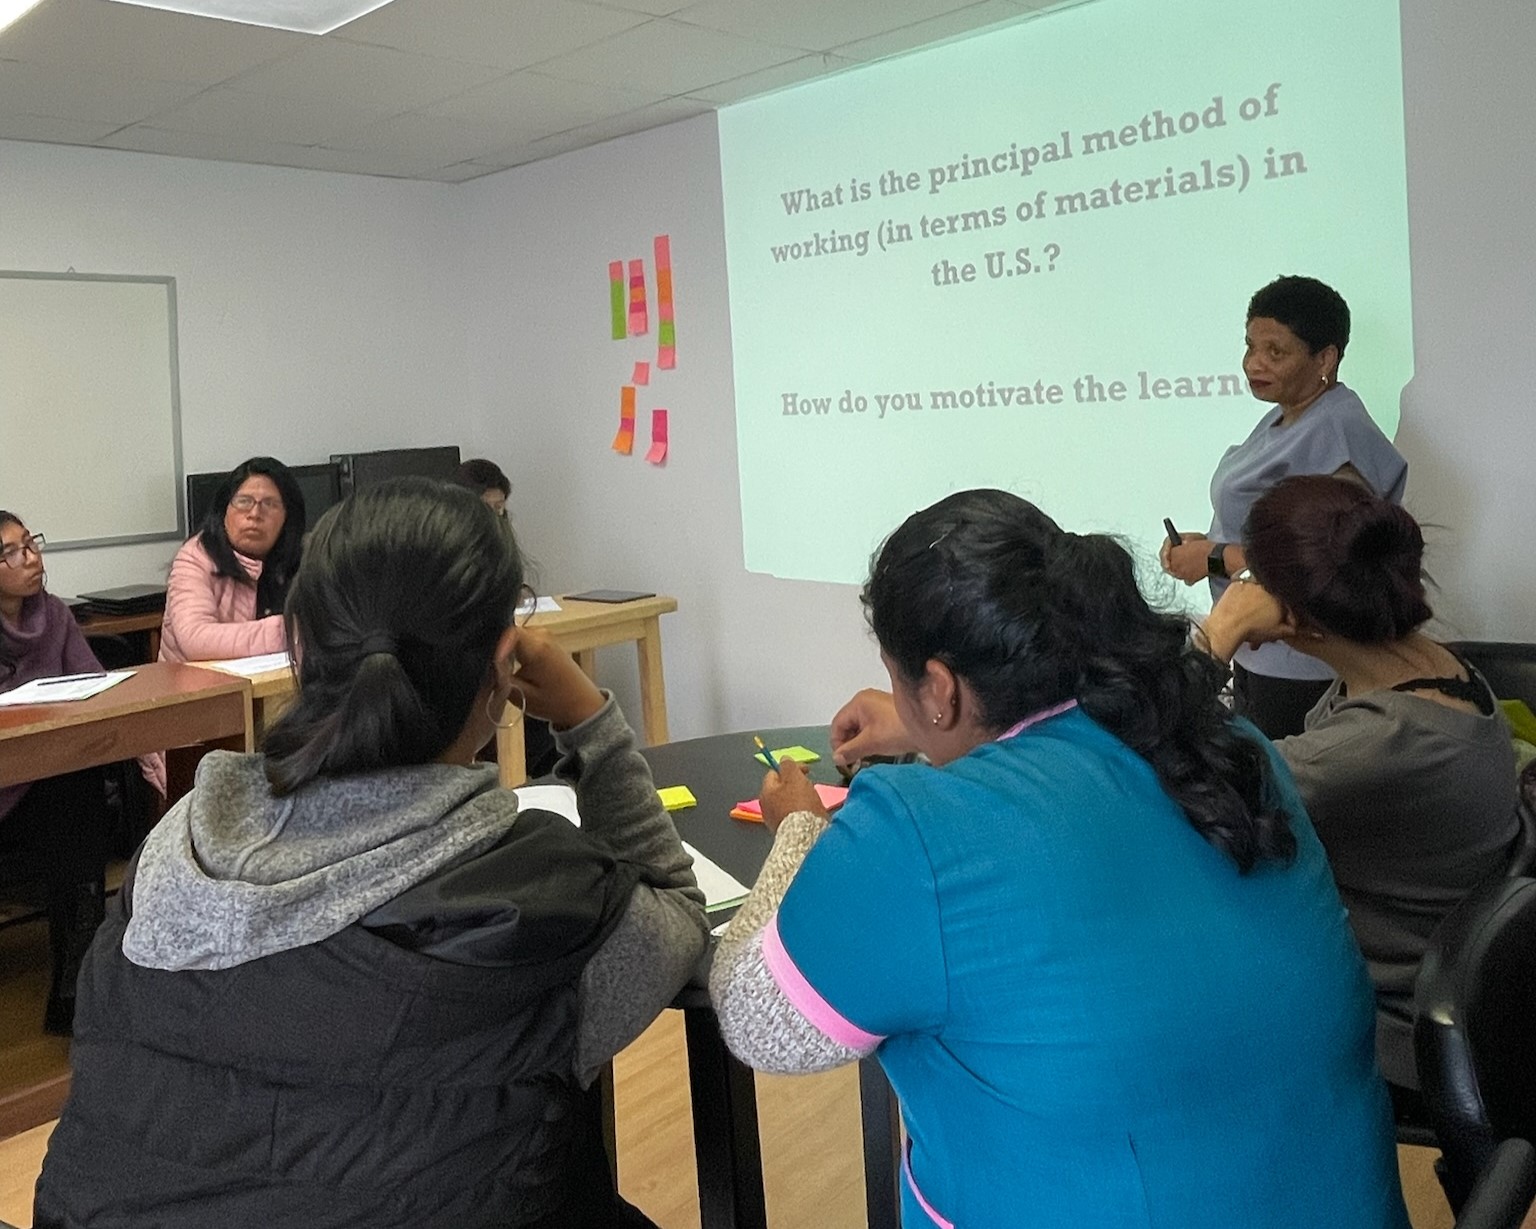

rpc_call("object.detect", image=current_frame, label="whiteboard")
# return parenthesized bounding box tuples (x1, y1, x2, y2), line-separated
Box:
(0, 272, 183, 549)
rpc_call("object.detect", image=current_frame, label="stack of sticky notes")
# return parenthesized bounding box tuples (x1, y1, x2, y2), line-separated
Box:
(753, 744, 822, 768)
(731, 783, 848, 823)
(657, 786, 697, 812)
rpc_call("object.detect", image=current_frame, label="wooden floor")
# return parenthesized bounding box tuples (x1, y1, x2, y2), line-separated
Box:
(0, 911, 1455, 1228)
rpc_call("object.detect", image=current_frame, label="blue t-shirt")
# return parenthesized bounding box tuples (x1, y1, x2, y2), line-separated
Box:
(1208, 382, 1407, 680)
(773, 708, 1409, 1229)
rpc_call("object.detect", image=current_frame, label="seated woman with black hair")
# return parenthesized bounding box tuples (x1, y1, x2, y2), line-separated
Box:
(159, 456, 305, 663)
(36, 478, 708, 1229)
(0, 512, 163, 1034)
(711, 489, 1408, 1229)
(1199, 474, 1520, 1096)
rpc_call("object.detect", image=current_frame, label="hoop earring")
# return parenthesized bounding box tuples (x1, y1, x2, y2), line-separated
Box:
(488, 684, 527, 730)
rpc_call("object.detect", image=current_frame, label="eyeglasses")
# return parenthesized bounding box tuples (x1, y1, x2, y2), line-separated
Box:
(0, 534, 45, 567)
(230, 495, 284, 515)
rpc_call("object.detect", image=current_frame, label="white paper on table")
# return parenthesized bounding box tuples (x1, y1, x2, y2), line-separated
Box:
(516, 596, 562, 618)
(513, 784, 750, 912)
(682, 842, 751, 913)
(0, 670, 134, 705)
(513, 783, 583, 827)
(204, 651, 292, 677)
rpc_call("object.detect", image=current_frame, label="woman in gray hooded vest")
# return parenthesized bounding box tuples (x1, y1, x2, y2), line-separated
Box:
(35, 477, 708, 1229)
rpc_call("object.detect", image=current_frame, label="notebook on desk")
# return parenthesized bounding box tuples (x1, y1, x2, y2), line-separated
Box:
(77, 585, 167, 615)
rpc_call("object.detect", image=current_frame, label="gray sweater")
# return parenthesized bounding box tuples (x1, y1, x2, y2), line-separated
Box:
(123, 695, 708, 1084)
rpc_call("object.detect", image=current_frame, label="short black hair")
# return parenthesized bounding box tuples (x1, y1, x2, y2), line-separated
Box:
(454, 459, 511, 498)
(1247, 276, 1351, 359)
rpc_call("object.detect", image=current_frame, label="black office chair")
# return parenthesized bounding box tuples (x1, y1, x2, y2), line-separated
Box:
(1415, 875, 1536, 1211)
(1449, 641, 1536, 711)
(1454, 1138, 1536, 1229)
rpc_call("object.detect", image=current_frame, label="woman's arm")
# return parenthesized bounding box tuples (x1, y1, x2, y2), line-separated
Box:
(509, 631, 709, 1085)
(161, 541, 284, 661)
(1198, 576, 1293, 663)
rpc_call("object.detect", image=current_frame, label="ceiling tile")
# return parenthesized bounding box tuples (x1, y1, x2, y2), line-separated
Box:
(584, 0, 693, 15)
(684, 51, 854, 105)
(674, 0, 979, 54)
(142, 85, 390, 143)
(0, 113, 124, 144)
(98, 122, 319, 162)
(0, 0, 308, 84)
(326, 110, 520, 163)
(421, 69, 663, 139)
(535, 18, 798, 96)
(0, 59, 205, 123)
(424, 159, 503, 182)
(832, 0, 1028, 62)
(520, 94, 709, 154)
(333, 0, 647, 72)
(226, 36, 509, 111)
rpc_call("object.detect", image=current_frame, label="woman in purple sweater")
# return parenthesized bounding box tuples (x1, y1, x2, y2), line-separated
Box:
(0, 512, 121, 1032)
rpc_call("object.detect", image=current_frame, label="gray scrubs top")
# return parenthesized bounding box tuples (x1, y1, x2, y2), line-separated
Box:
(1208, 382, 1407, 680)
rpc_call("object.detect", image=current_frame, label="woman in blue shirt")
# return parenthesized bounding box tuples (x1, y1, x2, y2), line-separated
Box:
(711, 488, 1408, 1229)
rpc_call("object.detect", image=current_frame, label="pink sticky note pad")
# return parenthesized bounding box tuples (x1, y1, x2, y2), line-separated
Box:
(731, 783, 848, 820)
(645, 408, 668, 465)
(632, 361, 650, 386)
(658, 344, 676, 371)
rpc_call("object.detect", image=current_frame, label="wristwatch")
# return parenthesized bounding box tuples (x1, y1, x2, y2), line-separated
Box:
(1207, 541, 1229, 579)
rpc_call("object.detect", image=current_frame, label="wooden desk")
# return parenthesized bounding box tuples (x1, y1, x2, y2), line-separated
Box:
(73, 608, 164, 662)
(500, 595, 678, 783)
(0, 662, 252, 795)
(220, 595, 678, 789)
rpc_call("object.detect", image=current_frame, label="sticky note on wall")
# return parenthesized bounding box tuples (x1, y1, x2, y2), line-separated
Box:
(611, 385, 636, 454)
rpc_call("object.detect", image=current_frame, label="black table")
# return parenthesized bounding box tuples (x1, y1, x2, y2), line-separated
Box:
(639, 727, 903, 1229)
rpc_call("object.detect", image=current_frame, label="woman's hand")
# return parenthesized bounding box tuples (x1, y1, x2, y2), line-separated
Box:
(830, 688, 913, 766)
(1203, 579, 1294, 662)
(1160, 533, 1212, 585)
(507, 626, 605, 729)
(759, 759, 827, 834)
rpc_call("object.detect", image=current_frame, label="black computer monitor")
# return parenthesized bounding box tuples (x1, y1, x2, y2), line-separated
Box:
(331, 446, 461, 494)
(185, 461, 343, 535)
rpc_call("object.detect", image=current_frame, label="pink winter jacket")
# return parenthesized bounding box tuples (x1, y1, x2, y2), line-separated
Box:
(158, 537, 285, 664)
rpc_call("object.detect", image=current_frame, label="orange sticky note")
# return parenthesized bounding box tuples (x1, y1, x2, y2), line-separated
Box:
(611, 385, 636, 455)
(730, 783, 848, 822)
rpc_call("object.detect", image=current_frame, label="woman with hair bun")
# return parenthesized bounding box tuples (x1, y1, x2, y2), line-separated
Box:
(712, 488, 1408, 1229)
(36, 478, 707, 1229)
(1200, 474, 1520, 1099)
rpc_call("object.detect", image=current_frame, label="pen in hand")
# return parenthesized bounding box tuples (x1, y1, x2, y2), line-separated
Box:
(1163, 517, 1183, 547)
(753, 735, 780, 771)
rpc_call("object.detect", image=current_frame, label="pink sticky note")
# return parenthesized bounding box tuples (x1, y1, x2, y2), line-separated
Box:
(657, 345, 676, 371)
(731, 783, 848, 820)
(632, 361, 650, 386)
(645, 409, 668, 465)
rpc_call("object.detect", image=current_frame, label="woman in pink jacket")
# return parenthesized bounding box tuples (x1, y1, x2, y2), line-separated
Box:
(160, 457, 306, 663)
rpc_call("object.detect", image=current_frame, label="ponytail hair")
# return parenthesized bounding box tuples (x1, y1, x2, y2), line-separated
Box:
(865, 489, 1293, 873)
(262, 477, 523, 796)
(1244, 475, 1430, 644)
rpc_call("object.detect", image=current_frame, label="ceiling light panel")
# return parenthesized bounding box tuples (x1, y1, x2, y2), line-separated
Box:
(102, 0, 397, 36)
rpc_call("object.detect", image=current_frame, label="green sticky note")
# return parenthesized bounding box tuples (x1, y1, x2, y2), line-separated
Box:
(657, 785, 697, 811)
(610, 278, 626, 340)
(659, 319, 676, 346)
(754, 745, 821, 767)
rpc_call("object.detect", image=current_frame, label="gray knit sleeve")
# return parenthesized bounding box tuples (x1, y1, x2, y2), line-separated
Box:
(556, 694, 709, 1085)
(708, 810, 874, 1074)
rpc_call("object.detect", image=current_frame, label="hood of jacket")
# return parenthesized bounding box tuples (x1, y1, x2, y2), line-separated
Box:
(121, 750, 519, 972)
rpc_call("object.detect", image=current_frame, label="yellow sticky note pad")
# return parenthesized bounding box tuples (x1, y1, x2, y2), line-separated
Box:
(754, 745, 821, 767)
(657, 786, 697, 811)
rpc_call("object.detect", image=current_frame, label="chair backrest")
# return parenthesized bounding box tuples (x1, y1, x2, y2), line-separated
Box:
(1449, 642, 1536, 712)
(1416, 876, 1536, 1210)
(1509, 800, 1536, 880)
(1455, 1138, 1536, 1229)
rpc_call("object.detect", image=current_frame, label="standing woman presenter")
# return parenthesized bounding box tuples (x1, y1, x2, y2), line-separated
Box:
(1161, 276, 1406, 738)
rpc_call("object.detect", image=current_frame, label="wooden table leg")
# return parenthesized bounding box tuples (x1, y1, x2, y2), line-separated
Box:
(497, 709, 528, 788)
(575, 648, 597, 680)
(683, 1003, 767, 1229)
(859, 1055, 903, 1229)
(635, 616, 670, 746)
